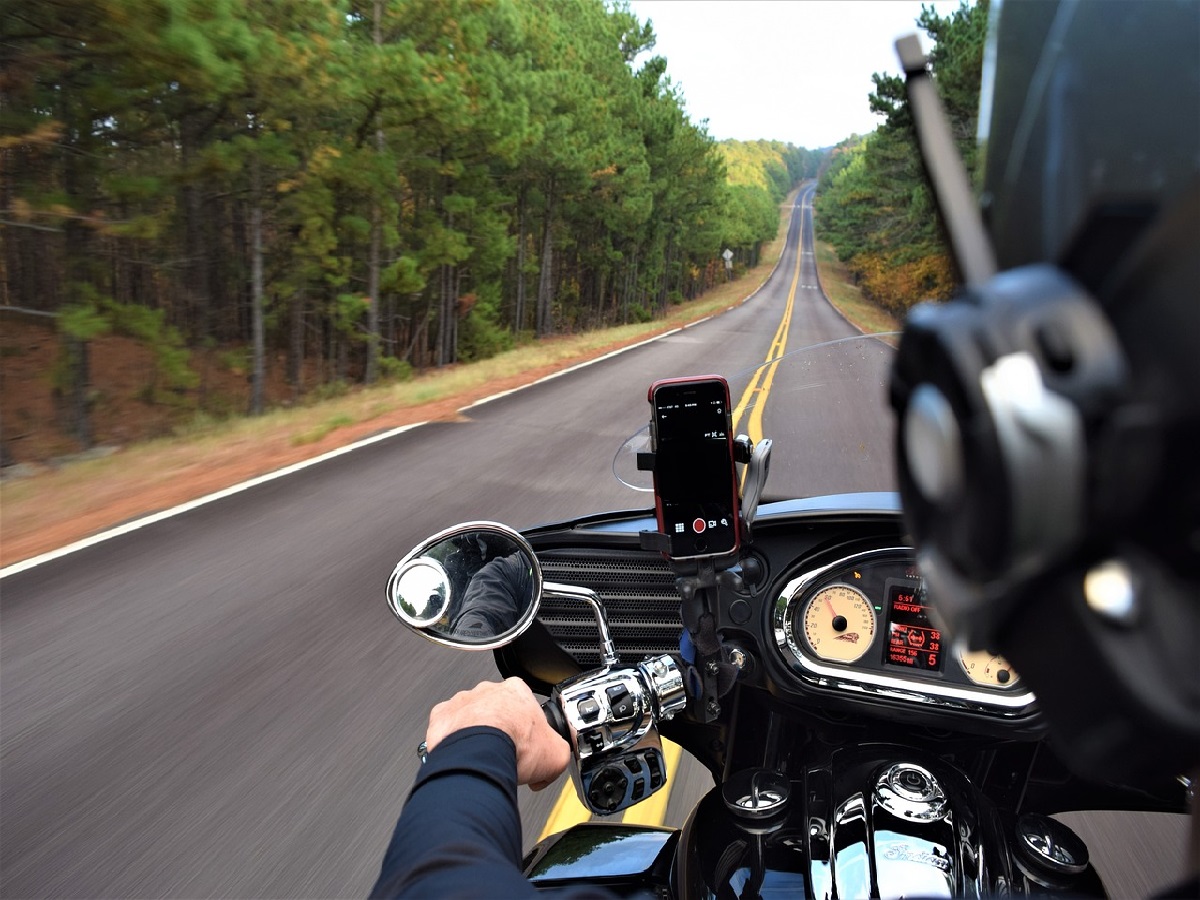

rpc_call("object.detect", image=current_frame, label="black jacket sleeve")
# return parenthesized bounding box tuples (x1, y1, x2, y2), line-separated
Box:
(370, 726, 534, 898)
(451, 554, 531, 639)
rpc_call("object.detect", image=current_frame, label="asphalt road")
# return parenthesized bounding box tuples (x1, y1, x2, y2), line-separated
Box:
(1, 188, 1189, 898)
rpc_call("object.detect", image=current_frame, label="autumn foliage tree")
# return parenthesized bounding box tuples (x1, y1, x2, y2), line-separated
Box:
(814, 0, 987, 316)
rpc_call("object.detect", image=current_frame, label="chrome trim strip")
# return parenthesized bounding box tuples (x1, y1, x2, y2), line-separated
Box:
(772, 547, 1037, 715)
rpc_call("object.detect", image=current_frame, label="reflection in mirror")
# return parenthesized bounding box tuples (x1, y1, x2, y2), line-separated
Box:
(386, 522, 542, 650)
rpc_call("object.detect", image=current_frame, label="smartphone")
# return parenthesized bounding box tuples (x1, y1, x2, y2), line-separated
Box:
(648, 376, 741, 559)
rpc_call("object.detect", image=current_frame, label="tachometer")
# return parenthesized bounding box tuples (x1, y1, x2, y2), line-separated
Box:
(958, 649, 1020, 688)
(800, 584, 876, 663)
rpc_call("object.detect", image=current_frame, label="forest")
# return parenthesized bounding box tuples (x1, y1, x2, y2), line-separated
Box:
(2, 0, 819, 440)
(814, 0, 986, 315)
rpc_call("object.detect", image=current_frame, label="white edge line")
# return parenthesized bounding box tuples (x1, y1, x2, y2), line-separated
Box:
(3, 191, 807, 579)
(458, 328, 684, 413)
(0, 422, 428, 579)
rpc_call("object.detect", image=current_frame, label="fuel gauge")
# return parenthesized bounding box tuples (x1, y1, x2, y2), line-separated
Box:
(958, 649, 1020, 688)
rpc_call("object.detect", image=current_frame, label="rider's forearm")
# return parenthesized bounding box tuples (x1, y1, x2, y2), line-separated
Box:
(370, 727, 532, 899)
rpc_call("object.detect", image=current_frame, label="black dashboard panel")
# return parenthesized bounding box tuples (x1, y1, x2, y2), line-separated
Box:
(769, 547, 1036, 718)
(519, 497, 1041, 736)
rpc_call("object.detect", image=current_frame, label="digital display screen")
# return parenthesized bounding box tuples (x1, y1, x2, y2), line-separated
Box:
(882, 581, 943, 672)
(652, 380, 737, 557)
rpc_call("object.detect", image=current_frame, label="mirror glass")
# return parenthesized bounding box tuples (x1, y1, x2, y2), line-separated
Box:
(390, 559, 450, 627)
(386, 522, 542, 649)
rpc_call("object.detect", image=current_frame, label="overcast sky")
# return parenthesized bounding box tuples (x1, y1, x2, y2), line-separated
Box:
(624, 1, 937, 149)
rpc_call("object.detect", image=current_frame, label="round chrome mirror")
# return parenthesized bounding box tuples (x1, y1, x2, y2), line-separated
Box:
(385, 522, 542, 650)
(388, 558, 451, 627)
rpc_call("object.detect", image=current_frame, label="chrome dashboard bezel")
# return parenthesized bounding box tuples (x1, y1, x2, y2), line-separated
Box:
(772, 547, 1037, 717)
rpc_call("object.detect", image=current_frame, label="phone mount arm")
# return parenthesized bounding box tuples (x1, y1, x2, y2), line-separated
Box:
(674, 559, 740, 722)
(637, 433, 769, 723)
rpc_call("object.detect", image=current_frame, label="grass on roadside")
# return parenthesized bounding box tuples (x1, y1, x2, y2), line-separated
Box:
(292, 413, 357, 446)
(812, 239, 902, 341)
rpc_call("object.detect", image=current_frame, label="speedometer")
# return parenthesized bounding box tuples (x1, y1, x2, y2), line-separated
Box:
(800, 584, 876, 663)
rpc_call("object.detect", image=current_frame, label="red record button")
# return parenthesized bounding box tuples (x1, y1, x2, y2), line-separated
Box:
(692, 518, 707, 534)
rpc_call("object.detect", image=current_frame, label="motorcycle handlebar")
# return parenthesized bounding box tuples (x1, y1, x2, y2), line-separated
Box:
(542, 698, 571, 743)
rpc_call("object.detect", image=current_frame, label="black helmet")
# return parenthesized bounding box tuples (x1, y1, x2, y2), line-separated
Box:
(891, 0, 1199, 785)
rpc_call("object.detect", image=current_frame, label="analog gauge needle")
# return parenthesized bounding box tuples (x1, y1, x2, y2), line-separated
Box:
(825, 596, 848, 632)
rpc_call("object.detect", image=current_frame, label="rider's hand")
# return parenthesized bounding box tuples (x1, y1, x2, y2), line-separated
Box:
(425, 677, 571, 790)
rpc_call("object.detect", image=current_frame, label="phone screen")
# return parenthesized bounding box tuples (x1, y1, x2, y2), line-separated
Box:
(650, 377, 740, 558)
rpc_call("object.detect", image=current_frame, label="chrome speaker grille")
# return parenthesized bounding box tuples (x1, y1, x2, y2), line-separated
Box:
(535, 549, 682, 666)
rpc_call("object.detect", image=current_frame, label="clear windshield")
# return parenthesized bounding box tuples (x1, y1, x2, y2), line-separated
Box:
(613, 333, 900, 503)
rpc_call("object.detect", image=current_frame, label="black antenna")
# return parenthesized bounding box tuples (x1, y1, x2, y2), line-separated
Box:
(895, 34, 997, 289)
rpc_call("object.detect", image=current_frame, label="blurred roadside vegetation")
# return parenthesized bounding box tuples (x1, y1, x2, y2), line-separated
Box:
(0, 197, 799, 566)
(1, 0, 820, 455)
(815, 0, 987, 316)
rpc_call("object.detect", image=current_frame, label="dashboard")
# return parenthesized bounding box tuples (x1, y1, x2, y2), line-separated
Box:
(523, 498, 1040, 735)
(512, 499, 1184, 834)
(770, 547, 1036, 717)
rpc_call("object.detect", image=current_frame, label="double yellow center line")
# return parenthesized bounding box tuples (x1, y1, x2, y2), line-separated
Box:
(731, 196, 805, 441)
(537, 195, 806, 841)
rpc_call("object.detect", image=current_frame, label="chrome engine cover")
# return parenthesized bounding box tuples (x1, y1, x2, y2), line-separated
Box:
(677, 745, 1104, 899)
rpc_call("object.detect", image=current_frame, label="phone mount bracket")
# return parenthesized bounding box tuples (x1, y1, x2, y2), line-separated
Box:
(636, 432, 771, 555)
(637, 433, 770, 723)
(739, 436, 772, 544)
